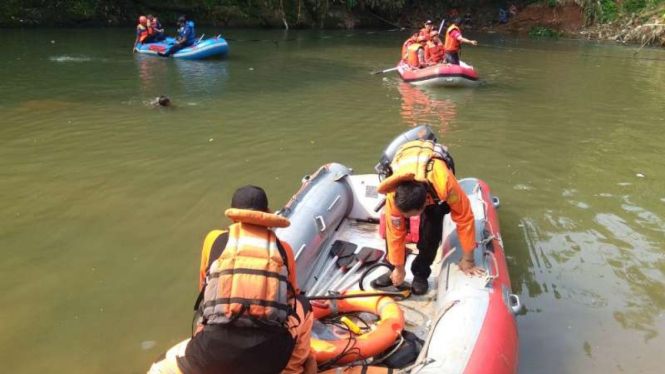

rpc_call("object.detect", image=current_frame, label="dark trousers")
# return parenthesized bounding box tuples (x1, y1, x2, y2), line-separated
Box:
(444, 51, 460, 65)
(163, 41, 193, 56)
(411, 203, 449, 279)
(179, 323, 295, 374)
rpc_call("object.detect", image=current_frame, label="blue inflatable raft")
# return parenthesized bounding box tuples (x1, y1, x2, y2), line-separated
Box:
(135, 36, 229, 60)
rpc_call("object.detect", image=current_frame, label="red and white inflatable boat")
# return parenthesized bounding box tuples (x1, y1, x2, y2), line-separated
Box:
(397, 61, 479, 88)
(276, 125, 520, 374)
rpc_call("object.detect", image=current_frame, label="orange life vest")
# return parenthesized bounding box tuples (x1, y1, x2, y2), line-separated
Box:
(199, 208, 295, 328)
(377, 140, 455, 197)
(418, 28, 432, 40)
(444, 24, 461, 53)
(401, 36, 416, 59)
(137, 24, 149, 43)
(406, 43, 423, 68)
(426, 42, 444, 64)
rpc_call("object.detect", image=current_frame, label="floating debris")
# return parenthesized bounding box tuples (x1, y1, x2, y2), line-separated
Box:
(141, 341, 157, 350)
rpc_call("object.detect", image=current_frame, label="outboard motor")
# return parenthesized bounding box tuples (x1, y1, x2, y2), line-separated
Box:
(375, 124, 437, 180)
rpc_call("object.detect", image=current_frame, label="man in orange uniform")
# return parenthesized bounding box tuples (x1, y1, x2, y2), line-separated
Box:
(374, 140, 484, 295)
(418, 20, 434, 40)
(443, 17, 478, 65)
(148, 186, 316, 374)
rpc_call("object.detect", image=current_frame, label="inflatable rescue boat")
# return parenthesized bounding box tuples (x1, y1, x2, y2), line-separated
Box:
(275, 125, 520, 373)
(397, 61, 479, 87)
(149, 126, 519, 374)
(135, 36, 228, 60)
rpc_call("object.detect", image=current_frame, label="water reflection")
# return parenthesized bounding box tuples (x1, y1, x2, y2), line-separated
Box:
(135, 56, 229, 96)
(172, 59, 229, 95)
(395, 82, 473, 134)
(516, 190, 665, 341)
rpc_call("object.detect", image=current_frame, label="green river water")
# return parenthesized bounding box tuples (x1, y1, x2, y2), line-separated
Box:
(1, 28, 664, 374)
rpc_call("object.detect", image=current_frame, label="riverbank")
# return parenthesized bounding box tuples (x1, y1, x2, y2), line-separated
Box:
(2, 1, 664, 47)
(493, 2, 665, 47)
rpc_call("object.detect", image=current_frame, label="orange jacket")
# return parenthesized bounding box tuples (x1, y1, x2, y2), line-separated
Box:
(401, 35, 417, 59)
(425, 42, 444, 64)
(198, 210, 299, 295)
(418, 28, 432, 41)
(378, 141, 476, 266)
(444, 24, 462, 53)
(406, 43, 424, 68)
(136, 24, 149, 43)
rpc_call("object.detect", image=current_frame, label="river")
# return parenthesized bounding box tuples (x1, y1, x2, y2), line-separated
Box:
(1, 28, 664, 374)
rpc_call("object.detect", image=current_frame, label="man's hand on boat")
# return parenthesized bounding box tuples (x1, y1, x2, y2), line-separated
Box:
(391, 265, 407, 285)
(460, 251, 486, 276)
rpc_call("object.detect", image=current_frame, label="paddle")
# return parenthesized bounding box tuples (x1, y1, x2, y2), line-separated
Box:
(337, 251, 385, 293)
(370, 67, 399, 75)
(438, 19, 446, 34)
(329, 248, 383, 292)
(315, 250, 363, 296)
(307, 241, 357, 296)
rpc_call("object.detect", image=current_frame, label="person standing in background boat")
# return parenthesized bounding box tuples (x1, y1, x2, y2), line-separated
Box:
(133, 16, 149, 52)
(148, 186, 316, 374)
(158, 16, 196, 57)
(373, 140, 485, 295)
(147, 14, 166, 42)
(443, 17, 477, 65)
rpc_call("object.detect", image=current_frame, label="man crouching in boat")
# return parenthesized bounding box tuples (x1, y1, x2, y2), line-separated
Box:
(443, 17, 478, 65)
(374, 140, 485, 295)
(148, 186, 316, 374)
(158, 16, 196, 57)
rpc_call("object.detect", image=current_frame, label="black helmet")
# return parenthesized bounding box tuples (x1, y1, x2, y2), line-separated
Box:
(177, 16, 187, 24)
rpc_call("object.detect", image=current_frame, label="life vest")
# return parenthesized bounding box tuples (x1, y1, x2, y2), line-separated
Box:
(406, 43, 423, 68)
(444, 24, 461, 53)
(401, 36, 416, 59)
(199, 208, 296, 328)
(148, 19, 161, 35)
(425, 42, 444, 64)
(136, 24, 149, 43)
(376, 140, 455, 200)
(178, 21, 196, 44)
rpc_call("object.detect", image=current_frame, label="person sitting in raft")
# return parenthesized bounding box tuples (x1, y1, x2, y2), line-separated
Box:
(405, 35, 428, 68)
(148, 186, 316, 374)
(425, 31, 444, 65)
(372, 140, 485, 295)
(401, 33, 419, 60)
(158, 16, 196, 57)
(133, 16, 149, 52)
(443, 17, 477, 65)
(418, 20, 434, 40)
(147, 14, 166, 42)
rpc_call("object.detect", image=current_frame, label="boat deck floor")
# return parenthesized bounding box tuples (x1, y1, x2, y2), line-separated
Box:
(308, 218, 446, 341)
